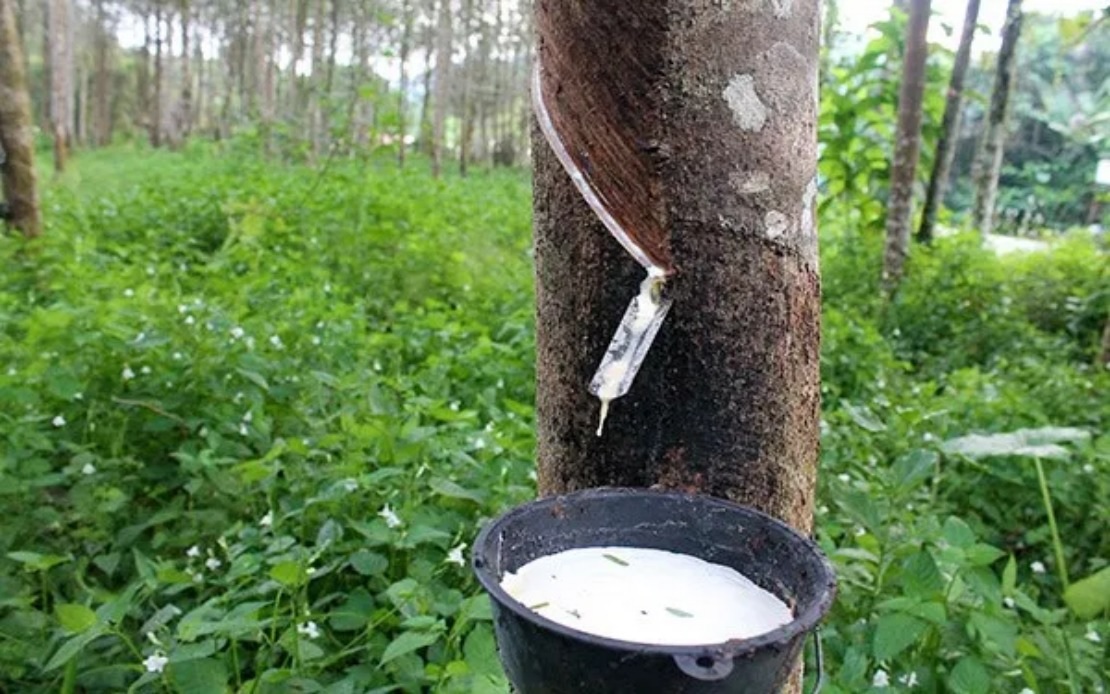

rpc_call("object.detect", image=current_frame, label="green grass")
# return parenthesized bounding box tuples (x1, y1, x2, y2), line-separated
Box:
(1, 143, 1107, 692)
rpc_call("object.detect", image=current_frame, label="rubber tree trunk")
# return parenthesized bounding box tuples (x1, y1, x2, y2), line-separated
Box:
(534, 0, 821, 537)
(972, 0, 1022, 238)
(0, 0, 42, 237)
(47, 0, 71, 171)
(880, 0, 931, 295)
(431, 0, 452, 178)
(917, 0, 979, 244)
(151, 2, 163, 147)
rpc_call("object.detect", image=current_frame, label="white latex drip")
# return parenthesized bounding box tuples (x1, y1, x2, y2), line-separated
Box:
(533, 64, 672, 435)
(501, 546, 794, 646)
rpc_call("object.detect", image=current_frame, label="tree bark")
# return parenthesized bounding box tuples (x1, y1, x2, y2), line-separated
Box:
(0, 0, 42, 237)
(93, 0, 111, 146)
(917, 0, 979, 244)
(972, 0, 1022, 238)
(397, 0, 412, 166)
(288, 0, 308, 130)
(431, 0, 452, 178)
(179, 0, 192, 140)
(533, 0, 821, 615)
(151, 1, 164, 147)
(457, 0, 474, 176)
(47, 0, 71, 171)
(309, 0, 326, 160)
(880, 0, 931, 294)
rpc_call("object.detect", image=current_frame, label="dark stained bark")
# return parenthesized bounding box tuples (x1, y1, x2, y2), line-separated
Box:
(0, 0, 42, 237)
(534, 0, 821, 552)
(918, 0, 979, 244)
(880, 0, 931, 294)
(972, 0, 1022, 238)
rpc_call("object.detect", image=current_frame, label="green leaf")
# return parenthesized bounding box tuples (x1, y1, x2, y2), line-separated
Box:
(1002, 555, 1017, 596)
(891, 449, 937, 491)
(169, 657, 229, 693)
(380, 630, 443, 665)
(270, 561, 308, 587)
(843, 402, 886, 432)
(329, 589, 374, 632)
(7, 551, 70, 572)
(429, 477, 485, 504)
(55, 604, 98, 634)
(44, 628, 105, 671)
(1064, 566, 1110, 619)
(873, 613, 927, 661)
(349, 550, 389, 576)
(947, 656, 990, 694)
(942, 516, 976, 548)
(901, 550, 944, 598)
(941, 427, 1089, 460)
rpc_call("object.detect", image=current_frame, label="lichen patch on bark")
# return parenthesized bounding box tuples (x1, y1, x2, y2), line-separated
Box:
(723, 74, 768, 131)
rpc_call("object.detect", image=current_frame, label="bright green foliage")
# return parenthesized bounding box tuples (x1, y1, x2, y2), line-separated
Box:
(1, 144, 1107, 693)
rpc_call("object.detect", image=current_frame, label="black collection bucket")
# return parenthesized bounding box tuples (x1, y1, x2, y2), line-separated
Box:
(472, 488, 836, 694)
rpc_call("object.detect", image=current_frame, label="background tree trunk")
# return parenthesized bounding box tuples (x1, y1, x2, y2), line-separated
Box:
(533, 0, 822, 650)
(0, 0, 42, 237)
(48, 0, 72, 171)
(309, 0, 325, 160)
(397, 0, 411, 167)
(431, 0, 452, 178)
(918, 0, 979, 244)
(93, 0, 111, 146)
(881, 0, 931, 294)
(972, 0, 1023, 238)
(151, 1, 163, 147)
(179, 0, 192, 140)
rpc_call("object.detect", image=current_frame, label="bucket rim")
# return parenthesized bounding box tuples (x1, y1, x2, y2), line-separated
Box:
(472, 487, 837, 660)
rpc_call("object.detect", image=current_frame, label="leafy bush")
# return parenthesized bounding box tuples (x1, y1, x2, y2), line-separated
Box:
(1, 145, 1106, 692)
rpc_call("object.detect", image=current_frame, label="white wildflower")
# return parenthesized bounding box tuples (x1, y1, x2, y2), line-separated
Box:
(1003, 597, 1015, 609)
(230, 326, 245, 340)
(73, 392, 83, 400)
(898, 671, 919, 688)
(140, 365, 152, 375)
(242, 410, 253, 423)
(311, 335, 321, 345)
(186, 545, 201, 558)
(471, 437, 487, 450)
(81, 463, 96, 476)
(446, 543, 467, 567)
(122, 366, 136, 380)
(306, 566, 317, 575)
(205, 557, 221, 571)
(269, 335, 283, 348)
(1086, 629, 1101, 643)
(837, 473, 850, 483)
(259, 511, 273, 528)
(1031, 561, 1046, 575)
(449, 401, 460, 411)
(1019, 689, 1035, 694)
(297, 621, 320, 639)
(142, 653, 168, 674)
(378, 504, 403, 529)
(123, 288, 135, 298)
(178, 304, 188, 314)
(184, 315, 195, 325)
(342, 479, 358, 492)
(172, 352, 183, 360)
(323, 283, 332, 294)
(373, 360, 382, 372)
(872, 669, 890, 688)
(52, 415, 66, 427)
(1083, 464, 1095, 474)
(239, 422, 249, 436)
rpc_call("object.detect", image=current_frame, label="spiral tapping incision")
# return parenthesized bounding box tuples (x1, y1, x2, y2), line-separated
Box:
(532, 65, 674, 436)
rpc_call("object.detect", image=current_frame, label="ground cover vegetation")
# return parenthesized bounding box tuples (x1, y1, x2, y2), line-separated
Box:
(0, 141, 1106, 693)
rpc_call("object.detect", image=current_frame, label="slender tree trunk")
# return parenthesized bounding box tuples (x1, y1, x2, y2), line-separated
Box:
(347, 0, 368, 151)
(93, 0, 111, 146)
(457, 0, 474, 176)
(41, 3, 51, 130)
(0, 0, 42, 237)
(431, 0, 452, 177)
(1098, 313, 1110, 368)
(47, 0, 71, 171)
(288, 0, 308, 131)
(397, 0, 412, 166)
(534, 19, 821, 694)
(918, 0, 979, 244)
(309, 0, 326, 159)
(972, 0, 1022, 238)
(179, 0, 192, 140)
(151, 1, 164, 147)
(418, 22, 434, 157)
(881, 0, 931, 294)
